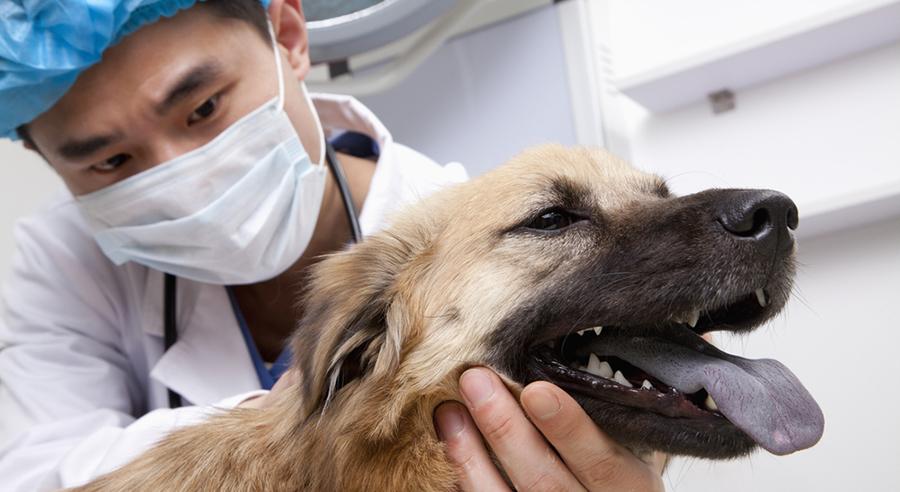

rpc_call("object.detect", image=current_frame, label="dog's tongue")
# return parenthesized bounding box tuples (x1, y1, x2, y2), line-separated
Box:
(594, 331, 824, 455)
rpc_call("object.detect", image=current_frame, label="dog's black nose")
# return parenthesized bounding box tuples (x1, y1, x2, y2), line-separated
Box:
(716, 190, 798, 252)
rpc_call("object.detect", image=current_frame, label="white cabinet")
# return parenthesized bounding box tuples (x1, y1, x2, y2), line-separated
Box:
(600, 0, 900, 239)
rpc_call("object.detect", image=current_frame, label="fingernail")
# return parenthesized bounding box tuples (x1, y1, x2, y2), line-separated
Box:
(460, 368, 494, 407)
(523, 386, 561, 420)
(435, 404, 466, 439)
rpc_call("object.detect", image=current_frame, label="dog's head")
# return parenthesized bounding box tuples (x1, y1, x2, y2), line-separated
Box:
(292, 145, 824, 459)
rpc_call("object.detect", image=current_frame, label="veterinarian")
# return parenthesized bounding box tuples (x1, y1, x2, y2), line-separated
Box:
(0, 1, 665, 490)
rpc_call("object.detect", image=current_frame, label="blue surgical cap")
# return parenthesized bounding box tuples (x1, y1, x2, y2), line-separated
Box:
(0, 0, 271, 140)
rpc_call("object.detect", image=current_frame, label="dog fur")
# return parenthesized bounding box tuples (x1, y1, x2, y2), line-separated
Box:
(74, 145, 797, 491)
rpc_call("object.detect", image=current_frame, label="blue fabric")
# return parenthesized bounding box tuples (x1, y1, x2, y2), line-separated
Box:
(226, 287, 291, 390)
(330, 131, 380, 159)
(0, 0, 272, 140)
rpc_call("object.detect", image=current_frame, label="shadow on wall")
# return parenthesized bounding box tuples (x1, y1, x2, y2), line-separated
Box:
(360, 5, 578, 176)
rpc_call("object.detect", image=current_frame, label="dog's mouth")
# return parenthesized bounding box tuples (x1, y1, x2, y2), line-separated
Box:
(526, 288, 824, 457)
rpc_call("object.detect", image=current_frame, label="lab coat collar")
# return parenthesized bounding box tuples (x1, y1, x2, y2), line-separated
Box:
(142, 272, 260, 406)
(311, 93, 398, 236)
(312, 93, 393, 152)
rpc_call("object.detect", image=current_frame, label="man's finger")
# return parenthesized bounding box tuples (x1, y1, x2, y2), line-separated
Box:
(434, 401, 511, 491)
(459, 368, 585, 491)
(521, 382, 664, 491)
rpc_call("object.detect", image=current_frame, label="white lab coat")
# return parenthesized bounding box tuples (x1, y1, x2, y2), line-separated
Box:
(0, 94, 467, 491)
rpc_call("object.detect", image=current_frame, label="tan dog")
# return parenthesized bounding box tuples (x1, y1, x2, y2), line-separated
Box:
(76, 145, 824, 491)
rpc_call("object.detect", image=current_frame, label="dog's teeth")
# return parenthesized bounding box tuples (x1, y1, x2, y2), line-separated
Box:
(755, 289, 767, 307)
(705, 394, 719, 411)
(598, 361, 614, 379)
(586, 353, 603, 375)
(576, 327, 602, 337)
(641, 379, 654, 390)
(613, 370, 633, 388)
(686, 310, 700, 328)
(578, 354, 613, 379)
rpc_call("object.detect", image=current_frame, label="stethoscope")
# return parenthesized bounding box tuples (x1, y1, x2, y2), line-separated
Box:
(164, 142, 363, 408)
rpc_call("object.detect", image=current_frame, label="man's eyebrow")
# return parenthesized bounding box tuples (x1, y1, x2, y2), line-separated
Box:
(54, 61, 225, 161)
(57, 133, 123, 161)
(155, 60, 224, 116)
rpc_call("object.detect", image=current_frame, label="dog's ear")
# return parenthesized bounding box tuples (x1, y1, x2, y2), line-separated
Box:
(291, 227, 431, 419)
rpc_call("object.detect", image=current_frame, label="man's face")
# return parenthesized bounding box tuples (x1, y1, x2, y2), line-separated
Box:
(26, 3, 316, 196)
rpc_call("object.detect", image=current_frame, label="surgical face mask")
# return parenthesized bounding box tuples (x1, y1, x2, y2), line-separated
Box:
(75, 23, 327, 285)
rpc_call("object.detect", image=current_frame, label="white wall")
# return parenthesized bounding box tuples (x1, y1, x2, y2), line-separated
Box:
(607, 0, 868, 80)
(0, 143, 61, 282)
(360, 5, 578, 176)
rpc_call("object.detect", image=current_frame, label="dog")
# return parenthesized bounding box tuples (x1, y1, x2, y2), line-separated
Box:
(75, 145, 824, 491)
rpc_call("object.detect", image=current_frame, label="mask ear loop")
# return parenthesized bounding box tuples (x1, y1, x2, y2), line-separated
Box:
(266, 20, 287, 112)
(266, 20, 326, 167)
(299, 82, 326, 167)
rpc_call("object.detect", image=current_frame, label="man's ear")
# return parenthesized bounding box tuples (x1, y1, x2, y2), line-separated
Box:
(267, 0, 311, 81)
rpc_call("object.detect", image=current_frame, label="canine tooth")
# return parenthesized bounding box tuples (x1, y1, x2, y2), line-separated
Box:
(577, 329, 588, 336)
(641, 379, 654, 390)
(613, 370, 633, 388)
(705, 394, 719, 411)
(593, 326, 603, 336)
(686, 310, 700, 328)
(755, 289, 767, 307)
(586, 354, 603, 375)
(598, 361, 614, 378)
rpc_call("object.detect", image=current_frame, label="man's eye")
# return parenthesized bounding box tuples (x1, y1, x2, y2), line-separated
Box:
(91, 153, 131, 173)
(187, 94, 220, 125)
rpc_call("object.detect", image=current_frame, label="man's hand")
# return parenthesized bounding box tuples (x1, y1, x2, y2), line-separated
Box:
(434, 367, 665, 491)
(237, 369, 299, 409)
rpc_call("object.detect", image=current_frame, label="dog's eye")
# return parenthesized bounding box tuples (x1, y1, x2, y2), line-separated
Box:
(525, 208, 580, 231)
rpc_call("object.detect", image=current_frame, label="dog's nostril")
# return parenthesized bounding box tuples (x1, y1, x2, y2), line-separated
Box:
(722, 208, 771, 237)
(786, 204, 799, 231)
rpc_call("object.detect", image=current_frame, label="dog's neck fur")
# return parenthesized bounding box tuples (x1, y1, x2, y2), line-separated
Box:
(74, 372, 461, 492)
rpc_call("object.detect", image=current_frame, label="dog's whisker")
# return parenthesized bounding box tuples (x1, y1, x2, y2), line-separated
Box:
(662, 170, 733, 188)
(788, 285, 817, 315)
(559, 334, 574, 354)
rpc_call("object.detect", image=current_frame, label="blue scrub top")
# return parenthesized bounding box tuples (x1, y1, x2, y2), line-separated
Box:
(226, 287, 292, 390)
